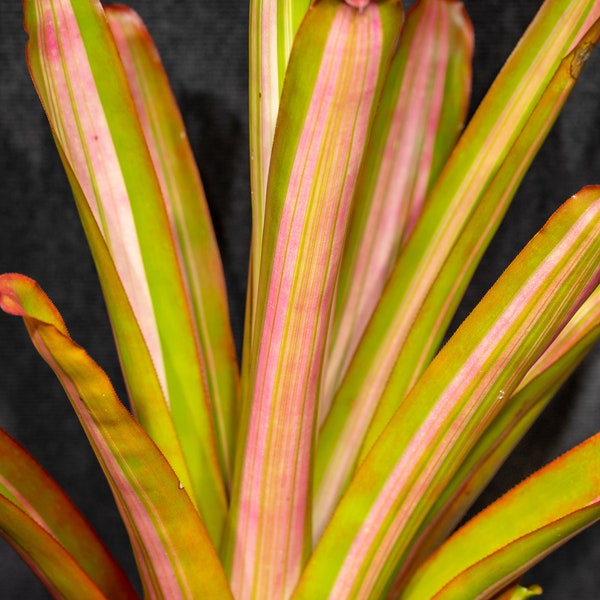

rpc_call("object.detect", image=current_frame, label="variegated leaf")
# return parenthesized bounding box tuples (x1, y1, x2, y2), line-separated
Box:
(0, 428, 137, 599)
(105, 2, 239, 493)
(320, 0, 473, 423)
(0, 274, 233, 600)
(224, 1, 403, 597)
(24, 0, 227, 541)
(314, 5, 600, 532)
(292, 187, 600, 599)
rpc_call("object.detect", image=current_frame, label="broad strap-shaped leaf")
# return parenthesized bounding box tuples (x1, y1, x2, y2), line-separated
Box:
(357, 2, 600, 458)
(60, 151, 198, 516)
(223, 2, 403, 598)
(247, 0, 310, 344)
(320, 0, 473, 422)
(0, 274, 233, 600)
(387, 283, 600, 595)
(0, 428, 138, 599)
(105, 3, 239, 492)
(24, 0, 227, 541)
(292, 187, 600, 600)
(314, 10, 600, 537)
(400, 432, 600, 600)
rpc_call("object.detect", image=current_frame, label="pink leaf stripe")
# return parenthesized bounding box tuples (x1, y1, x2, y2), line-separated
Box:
(293, 187, 600, 599)
(226, 2, 402, 598)
(322, 0, 471, 411)
(314, 0, 472, 538)
(30, 0, 164, 387)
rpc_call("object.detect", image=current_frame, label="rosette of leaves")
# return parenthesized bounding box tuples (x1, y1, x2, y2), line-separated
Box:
(1, 1, 600, 599)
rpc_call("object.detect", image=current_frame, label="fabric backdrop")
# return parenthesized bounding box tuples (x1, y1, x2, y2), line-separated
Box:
(1, 1, 599, 597)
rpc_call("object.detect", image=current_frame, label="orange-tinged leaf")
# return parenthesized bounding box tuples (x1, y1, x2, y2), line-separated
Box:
(0, 496, 110, 600)
(0, 273, 232, 600)
(401, 433, 600, 600)
(0, 428, 137, 599)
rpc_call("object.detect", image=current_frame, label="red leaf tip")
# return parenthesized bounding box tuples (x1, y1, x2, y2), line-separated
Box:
(0, 273, 27, 316)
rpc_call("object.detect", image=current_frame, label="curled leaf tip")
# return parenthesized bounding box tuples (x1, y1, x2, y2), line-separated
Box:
(0, 286, 20, 316)
(0, 274, 32, 316)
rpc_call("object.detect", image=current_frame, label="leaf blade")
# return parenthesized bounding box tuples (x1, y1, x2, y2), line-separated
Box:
(320, 0, 473, 422)
(0, 428, 138, 599)
(0, 495, 110, 600)
(224, 1, 403, 597)
(0, 274, 233, 600)
(104, 2, 239, 491)
(292, 187, 600, 599)
(401, 433, 600, 600)
(24, 0, 227, 540)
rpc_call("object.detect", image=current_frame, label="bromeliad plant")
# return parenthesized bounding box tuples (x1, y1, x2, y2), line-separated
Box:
(1, 0, 600, 598)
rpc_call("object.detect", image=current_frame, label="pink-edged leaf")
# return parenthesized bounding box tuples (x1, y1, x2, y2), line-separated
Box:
(401, 433, 600, 600)
(223, 1, 403, 598)
(105, 3, 239, 489)
(388, 284, 600, 595)
(358, 8, 600, 462)
(314, 10, 600, 540)
(24, 0, 227, 541)
(292, 187, 600, 599)
(0, 428, 137, 599)
(0, 274, 232, 600)
(320, 0, 473, 421)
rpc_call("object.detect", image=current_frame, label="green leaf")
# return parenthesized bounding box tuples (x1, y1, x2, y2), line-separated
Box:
(314, 4, 600, 525)
(320, 0, 473, 422)
(0, 274, 233, 600)
(401, 433, 600, 600)
(0, 428, 137, 599)
(292, 187, 600, 599)
(315, 0, 473, 536)
(24, 0, 227, 541)
(388, 284, 600, 594)
(105, 2, 239, 494)
(223, 1, 403, 597)
(492, 584, 543, 600)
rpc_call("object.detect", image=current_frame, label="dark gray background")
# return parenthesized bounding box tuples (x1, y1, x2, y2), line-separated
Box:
(0, 1, 599, 598)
